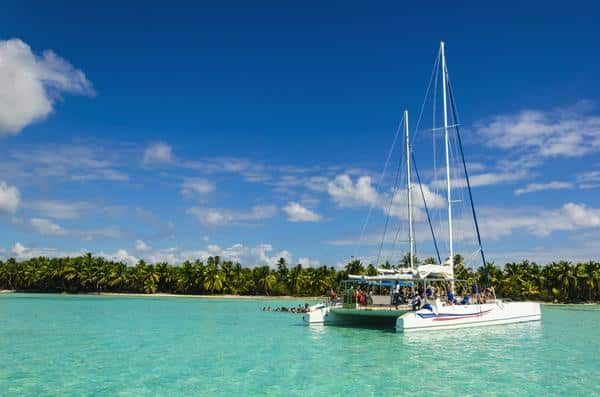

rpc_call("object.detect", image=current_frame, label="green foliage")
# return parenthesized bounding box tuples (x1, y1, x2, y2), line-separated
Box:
(0, 254, 598, 302)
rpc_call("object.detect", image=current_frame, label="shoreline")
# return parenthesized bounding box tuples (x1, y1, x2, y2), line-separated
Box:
(1, 290, 598, 305)
(0, 290, 321, 300)
(98, 292, 322, 300)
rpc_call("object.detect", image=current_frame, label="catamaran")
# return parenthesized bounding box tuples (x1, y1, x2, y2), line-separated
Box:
(303, 42, 541, 332)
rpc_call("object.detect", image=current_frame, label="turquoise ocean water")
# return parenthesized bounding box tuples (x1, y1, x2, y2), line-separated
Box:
(0, 293, 598, 396)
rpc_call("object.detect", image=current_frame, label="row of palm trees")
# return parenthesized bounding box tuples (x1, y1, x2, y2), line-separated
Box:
(0, 253, 598, 302)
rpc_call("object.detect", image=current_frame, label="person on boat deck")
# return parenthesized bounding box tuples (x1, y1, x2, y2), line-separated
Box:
(393, 281, 401, 308)
(367, 290, 374, 305)
(357, 289, 367, 306)
(329, 288, 337, 302)
(426, 285, 433, 299)
(447, 289, 455, 305)
(472, 284, 480, 303)
(411, 294, 422, 311)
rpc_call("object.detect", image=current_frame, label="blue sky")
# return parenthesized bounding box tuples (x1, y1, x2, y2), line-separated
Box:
(0, 1, 598, 266)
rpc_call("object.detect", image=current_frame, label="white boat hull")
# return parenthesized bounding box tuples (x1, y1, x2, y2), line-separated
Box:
(303, 303, 334, 324)
(396, 301, 541, 332)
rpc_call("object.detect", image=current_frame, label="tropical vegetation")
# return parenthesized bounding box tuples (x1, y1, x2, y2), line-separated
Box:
(0, 253, 598, 303)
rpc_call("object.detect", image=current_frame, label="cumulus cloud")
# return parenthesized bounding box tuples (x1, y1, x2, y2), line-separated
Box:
(101, 249, 139, 265)
(143, 142, 173, 165)
(327, 173, 447, 222)
(298, 257, 321, 267)
(144, 243, 291, 267)
(327, 174, 379, 207)
(181, 178, 215, 196)
(0, 181, 20, 213)
(283, 202, 322, 222)
(9, 242, 83, 259)
(30, 218, 67, 236)
(135, 239, 151, 252)
(6, 242, 136, 265)
(11, 242, 26, 257)
(187, 205, 277, 227)
(0, 38, 94, 135)
(514, 181, 573, 195)
(476, 103, 600, 158)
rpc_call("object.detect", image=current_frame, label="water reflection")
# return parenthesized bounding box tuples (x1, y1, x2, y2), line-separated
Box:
(402, 321, 543, 346)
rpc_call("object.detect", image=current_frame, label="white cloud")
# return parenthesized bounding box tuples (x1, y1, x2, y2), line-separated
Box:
(298, 257, 321, 267)
(33, 224, 121, 241)
(514, 181, 573, 195)
(327, 174, 445, 221)
(144, 243, 291, 267)
(101, 249, 139, 265)
(143, 142, 173, 165)
(451, 202, 600, 241)
(26, 200, 91, 219)
(9, 242, 83, 259)
(78, 227, 121, 241)
(327, 174, 379, 207)
(135, 239, 151, 252)
(476, 103, 600, 158)
(30, 218, 66, 236)
(187, 205, 278, 227)
(283, 202, 322, 222)
(577, 170, 600, 189)
(1, 143, 128, 183)
(0, 38, 94, 135)
(6, 242, 137, 265)
(0, 181, 20, 213)
(11, 242, 26, 257)
(181, 178, 215, 196)
(183, 157, 272, 183)
(431, 171, 530, 189)
(328, 202, 600, 247)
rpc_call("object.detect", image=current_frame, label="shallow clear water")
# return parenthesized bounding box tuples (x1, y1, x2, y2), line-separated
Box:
(0, 294, 598, 396)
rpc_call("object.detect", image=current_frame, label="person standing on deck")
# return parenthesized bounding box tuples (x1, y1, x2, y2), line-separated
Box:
(393, 281, 401, 308)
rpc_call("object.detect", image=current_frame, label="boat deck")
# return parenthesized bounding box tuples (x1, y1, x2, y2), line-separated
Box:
(332, 305, 411, 317)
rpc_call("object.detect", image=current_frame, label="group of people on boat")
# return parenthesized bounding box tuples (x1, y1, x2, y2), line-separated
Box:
(334, 280, 496, 311)
(262, 304, 310, 314)
(411, 282, 496, 310)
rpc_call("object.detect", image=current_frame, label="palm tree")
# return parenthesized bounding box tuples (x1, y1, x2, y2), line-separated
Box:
(203, 263, 223, 293)
(255, 266, 277, 296)
(0, 252, 597, 302)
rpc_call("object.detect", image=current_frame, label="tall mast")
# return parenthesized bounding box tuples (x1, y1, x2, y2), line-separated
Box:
(441, 41, 454, 267)
(404, 110, 414, 270)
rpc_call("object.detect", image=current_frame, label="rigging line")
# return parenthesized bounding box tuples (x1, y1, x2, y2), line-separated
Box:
(375, 142, 405, 267)
(432, 47, 440, 190)
(447, 78, 487, 270)
(412, 48, 441, 146)
(353, 113, 405, 260)
(412, 154, 442, 265)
